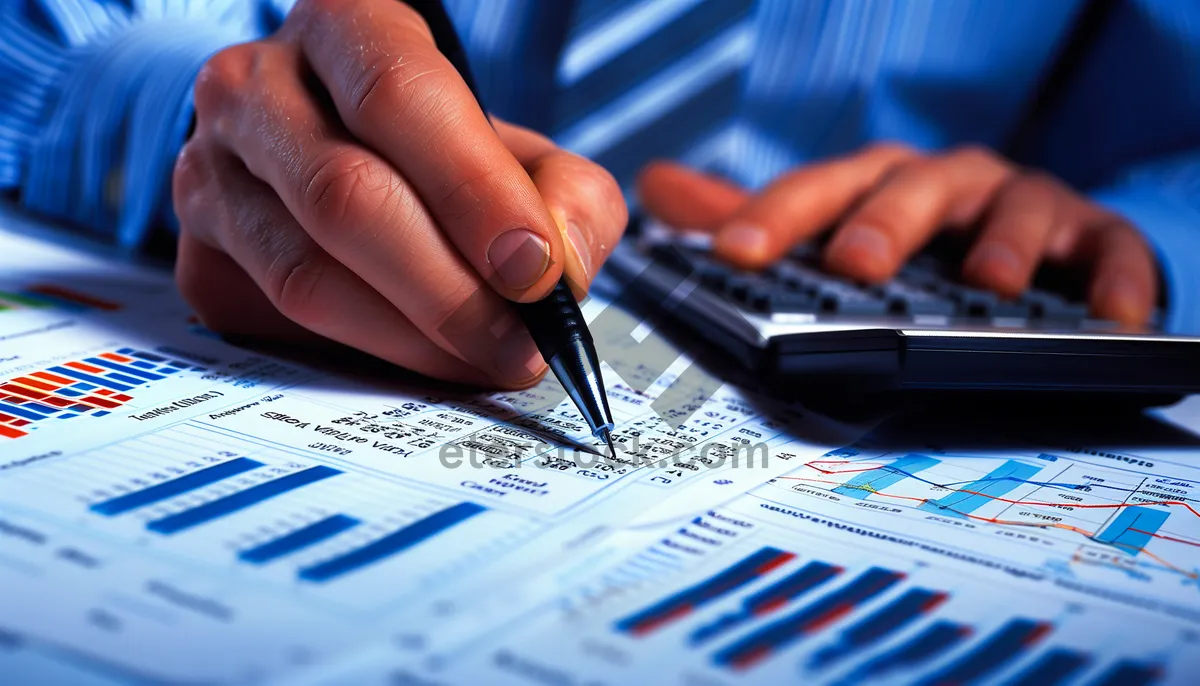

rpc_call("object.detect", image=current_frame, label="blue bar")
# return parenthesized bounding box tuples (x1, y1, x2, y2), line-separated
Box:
(299, 502, 485, 582)
(132, 361, 156, 369)
(834, 454, 940, 499)
(56, 388, 82, 397)
(148, 466, 340, 534)
(56, 413, 77, 419)
(91, 458, 264, 516)
(86, 357, 165, 381)
(73, 382, 96, 390)
(19, 402, 58, 415)
(919, 459, 1041, 518)
(240, 514, 361, 564)
(159, 367, 180, 374)
(808, 587, 947, 669)
(851, 621, 971, 681)
(117, 347, 135, 355)
(691, 560, 841, 645)
(919, 619, 1052, 686)
(1094, 507, 1170, 557)
(714, 568, 905, 669)
(1090, 661, 1162, 686)
(49, 366, 132, 392)
(93, 411, 110, 417)
(98, 371, 145, 386)
(617, 547, 794, 636)
(0, 401, 48, 421)
(168, 361, 189, 368)
(1008, 649, 1090, 686)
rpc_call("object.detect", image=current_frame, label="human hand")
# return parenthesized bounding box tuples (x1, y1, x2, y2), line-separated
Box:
(638, 144, 1158, 327)
(173, 0, 626, 388)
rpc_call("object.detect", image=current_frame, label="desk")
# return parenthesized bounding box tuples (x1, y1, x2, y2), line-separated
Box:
(1, 206, 1198, 685)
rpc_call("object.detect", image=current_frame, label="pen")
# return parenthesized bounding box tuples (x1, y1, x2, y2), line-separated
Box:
(405, 0, 618, 454)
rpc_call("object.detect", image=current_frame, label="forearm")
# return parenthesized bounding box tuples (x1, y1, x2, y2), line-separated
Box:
(0, 1, 291, 248)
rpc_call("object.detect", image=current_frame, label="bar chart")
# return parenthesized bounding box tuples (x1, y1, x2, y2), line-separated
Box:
(589, 520, 1184, 686)
(0, 347, 202, 438)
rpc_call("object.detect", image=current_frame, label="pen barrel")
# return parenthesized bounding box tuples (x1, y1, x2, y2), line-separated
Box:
(516, 280, 615, 437)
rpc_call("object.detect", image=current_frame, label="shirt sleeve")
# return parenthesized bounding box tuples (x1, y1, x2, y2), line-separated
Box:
(0, 0, 295, 251)
(1091, 150, 1200, 335)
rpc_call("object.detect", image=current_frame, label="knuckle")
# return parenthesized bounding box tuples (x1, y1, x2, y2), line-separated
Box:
(864, 141, 919, 163)
(945, 144, 1002, 168)
(194, 43, 260, 117)
(351, 50, 450, 120)
(302, 149, 412, 236)
(266, 250, 328, 327)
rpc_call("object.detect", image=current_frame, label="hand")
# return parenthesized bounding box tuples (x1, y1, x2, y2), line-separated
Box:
(638, 144, 1158, 326)
(173, 0, 626, 388)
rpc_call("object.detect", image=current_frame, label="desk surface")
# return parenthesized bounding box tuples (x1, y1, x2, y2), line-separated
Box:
(1, 205, 1199, 685)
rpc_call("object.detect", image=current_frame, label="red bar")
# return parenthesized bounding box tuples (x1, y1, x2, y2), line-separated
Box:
(65, 361, 105, 374)
(26, 284, 120, 311)
(84, 396, 120, 409)
(1, 384, 48, 400)
(100, 352, 135, 363)
(32, 371, 75, 385)
(95, 389, 114, 396)
(11, 419, 29, 427)
(0, 424, 27, 438)
(0, 412, 14, 422)
(13, 376, 58, 391)
(40, 396, 74, 408)
(113, 394, 133, 402)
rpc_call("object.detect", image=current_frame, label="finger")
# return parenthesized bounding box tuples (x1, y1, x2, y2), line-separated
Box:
(961, 174, 1062, 298)
(192, 41, 546, 387)
(283, 0, 566, 300)
(712, 143, 919, 269)
(1083, 221, 1158, 327)
(496, 120, 628, 297)
(826, 146, 1015, 282)
(176, 232, 325, 343)
(636, 161, 749, 231)
(172, 138, 500, 387)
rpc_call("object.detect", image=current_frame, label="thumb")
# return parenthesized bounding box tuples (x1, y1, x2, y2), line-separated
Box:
(636, 161, 749, 231)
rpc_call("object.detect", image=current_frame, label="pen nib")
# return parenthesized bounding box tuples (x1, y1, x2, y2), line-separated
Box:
(602, 428, 617, 457)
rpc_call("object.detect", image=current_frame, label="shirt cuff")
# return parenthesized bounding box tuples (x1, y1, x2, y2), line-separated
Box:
(1092, 187, 1200, 335)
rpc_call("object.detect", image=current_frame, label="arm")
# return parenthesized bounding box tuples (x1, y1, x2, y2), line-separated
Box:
(0, 0, 288, 248)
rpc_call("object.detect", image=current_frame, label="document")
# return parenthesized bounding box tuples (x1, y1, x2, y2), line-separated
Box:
(0, 208, 1197, 685)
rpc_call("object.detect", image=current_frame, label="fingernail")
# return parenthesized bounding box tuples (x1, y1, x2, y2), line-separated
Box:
(488, 228, 550, 290)
(566, 220, 592, 279)
(972, 242, 1023, 277)
(717, 222, 768, 261)
(834, 225, 891, 265)
(493, 332, 546, 384)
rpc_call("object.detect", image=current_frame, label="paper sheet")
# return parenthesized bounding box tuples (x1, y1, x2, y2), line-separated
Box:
(0, 206, 1197, 685)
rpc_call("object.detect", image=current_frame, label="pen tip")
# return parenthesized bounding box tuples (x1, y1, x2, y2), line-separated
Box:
(603, 429, 617, 456)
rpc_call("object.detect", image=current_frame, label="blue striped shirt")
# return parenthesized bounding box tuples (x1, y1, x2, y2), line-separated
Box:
(1, 0, 1199, 332)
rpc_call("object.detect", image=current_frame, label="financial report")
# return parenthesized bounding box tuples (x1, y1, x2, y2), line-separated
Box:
(0, 207, 1197, 686)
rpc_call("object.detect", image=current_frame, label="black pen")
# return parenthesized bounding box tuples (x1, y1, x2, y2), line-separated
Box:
(405, 0, 618, 454)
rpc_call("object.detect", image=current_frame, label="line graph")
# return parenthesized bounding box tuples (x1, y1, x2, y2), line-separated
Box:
(769, 452, 1200, 583)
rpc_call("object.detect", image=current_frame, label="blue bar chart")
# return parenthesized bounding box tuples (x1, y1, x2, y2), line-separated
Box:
(615, 547, 797, 637)
(917, 460, 1041, 518)
(808, 587, 948, 669)
(919, 618, 1052, 685)
(689, 560, 842, 645)
(148, 466, 342, 534)
(833, 454, 940, 499)
(1094, 507, 1171, 556)
(1092, 661, 1163, 686)
(299, 502, 487, 583)
(712, 567, 905, 670)
(848, 620, 973, 682)
(239, 514, 362, 564)
(90, 458, 264, 515)
(1008, 648, 1090, 686)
